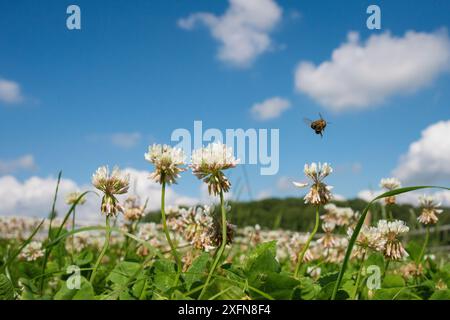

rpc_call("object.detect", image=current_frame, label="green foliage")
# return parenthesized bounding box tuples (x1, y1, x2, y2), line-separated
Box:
(0, 274, 15, 300)
(54, 277, 95, 300)
(183, 252, 209, 291)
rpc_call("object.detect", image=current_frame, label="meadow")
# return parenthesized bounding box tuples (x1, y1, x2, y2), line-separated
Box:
(0, 142, 449, 300)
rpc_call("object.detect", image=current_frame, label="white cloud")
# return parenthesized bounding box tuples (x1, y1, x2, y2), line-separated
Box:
(87, 132, 142, 149)
(0, 155, 36, 174)
(178, 0, 282, 67)
(276, 176, 295, 191)
(0, 168, 199, 223)
(295, 30, 450, 111)
(357, 189, 382, 203)
(0, 78, 23, 104)
(333, 194, 347, 201)
(256, 189, 272, 200)
(110, 132, 142, 149)
(251, 97, 291, 120)
(393, 120, 450, 184)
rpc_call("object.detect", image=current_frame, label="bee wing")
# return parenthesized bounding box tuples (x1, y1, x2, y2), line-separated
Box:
(319, 112, 324, 120)
(303, 118, 313, 125)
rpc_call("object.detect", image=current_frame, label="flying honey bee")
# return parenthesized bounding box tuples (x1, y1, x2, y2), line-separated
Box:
(304, 113, 328, 138)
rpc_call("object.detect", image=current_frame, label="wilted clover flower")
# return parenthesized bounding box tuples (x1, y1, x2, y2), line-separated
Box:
(208, 220, 236, 247)
(380, 177, 401, 204)
(293, 162, 333, 205)
(190, 142, 239, 196)
(317, 221, 338, 249)
(92, 166, 130, 217)
(144, 144, 186, 185)
(377, 219, 409, 260)
(20, 241, 44, 261)
(417, 195, 443, 225)
(65, 191, 86, 206)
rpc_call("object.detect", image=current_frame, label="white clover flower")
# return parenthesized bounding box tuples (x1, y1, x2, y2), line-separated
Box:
(380, 177, 402, 205)
(123, 195, 146, 221)
(190, 142, 239, 196)
(417, 195, 443, 225)
(317, 221, 338, 249)
(322, 204, 358, 227)
(92, 166, 130, 195)
(20, 241, 44, 261)
(92, 166, 130, 217)
(65, 191, 86, 206)
(349, 225, 386, 257)
(377, 219, 409, 260)
(380, 178, 401, 190)
(289, 233, 314, 263)
(144, 144, 186, 185)
(293, 162, 333, 205)
(307, 266, 321, 280)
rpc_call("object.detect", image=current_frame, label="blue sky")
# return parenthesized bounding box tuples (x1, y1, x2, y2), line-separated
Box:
(1, 0, 450, 216)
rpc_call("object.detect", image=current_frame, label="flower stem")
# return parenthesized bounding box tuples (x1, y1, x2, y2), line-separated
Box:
(352, 250, 366, 300)
(383, 259, 390, 279)
(417, 226, 430, 263)
(198, 189, 227, 300)
(90, 216, 110, 284)
(294, 206, 320, 278)
(71, 208, 76, 262)
(161, 180, 182, 288)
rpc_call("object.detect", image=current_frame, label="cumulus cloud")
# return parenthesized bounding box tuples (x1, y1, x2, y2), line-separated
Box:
(295, 30, 450, 111)
(87, 132, 142, 149)
(0, 168, 199, 223)
(0, 78, 23, 104)
(0, 155, 36, 174)
(251, 97, 291, 121)
(276, 176, 295, 191)
(256, 189, 272, 200)
(392, 120, 450, 184)
(178, 0, 282, 67)
(110, 132, 142, 149)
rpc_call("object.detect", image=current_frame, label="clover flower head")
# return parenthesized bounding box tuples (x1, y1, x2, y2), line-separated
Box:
(20, 241, 44, 261)
(92, 166, 130, 195)
(417, 195, 443, 225)
(380, 178, 401, 190)
(307, 266, 321, 280)
(145, 144, 186, 185)
(293, 162, 333, 205)
(377, 219, 409, 260)
(289, 233, 314, 263)
(380, 177, 402, 205)
(190, 142, 239, 196)
(322, 204, 358, 227)
(123, 195, 146, 221)
(65, 191, 86, 206)
(92, 166, 130, 217)
(349, 225, 386, 257)
(317, 221, 338, 248)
